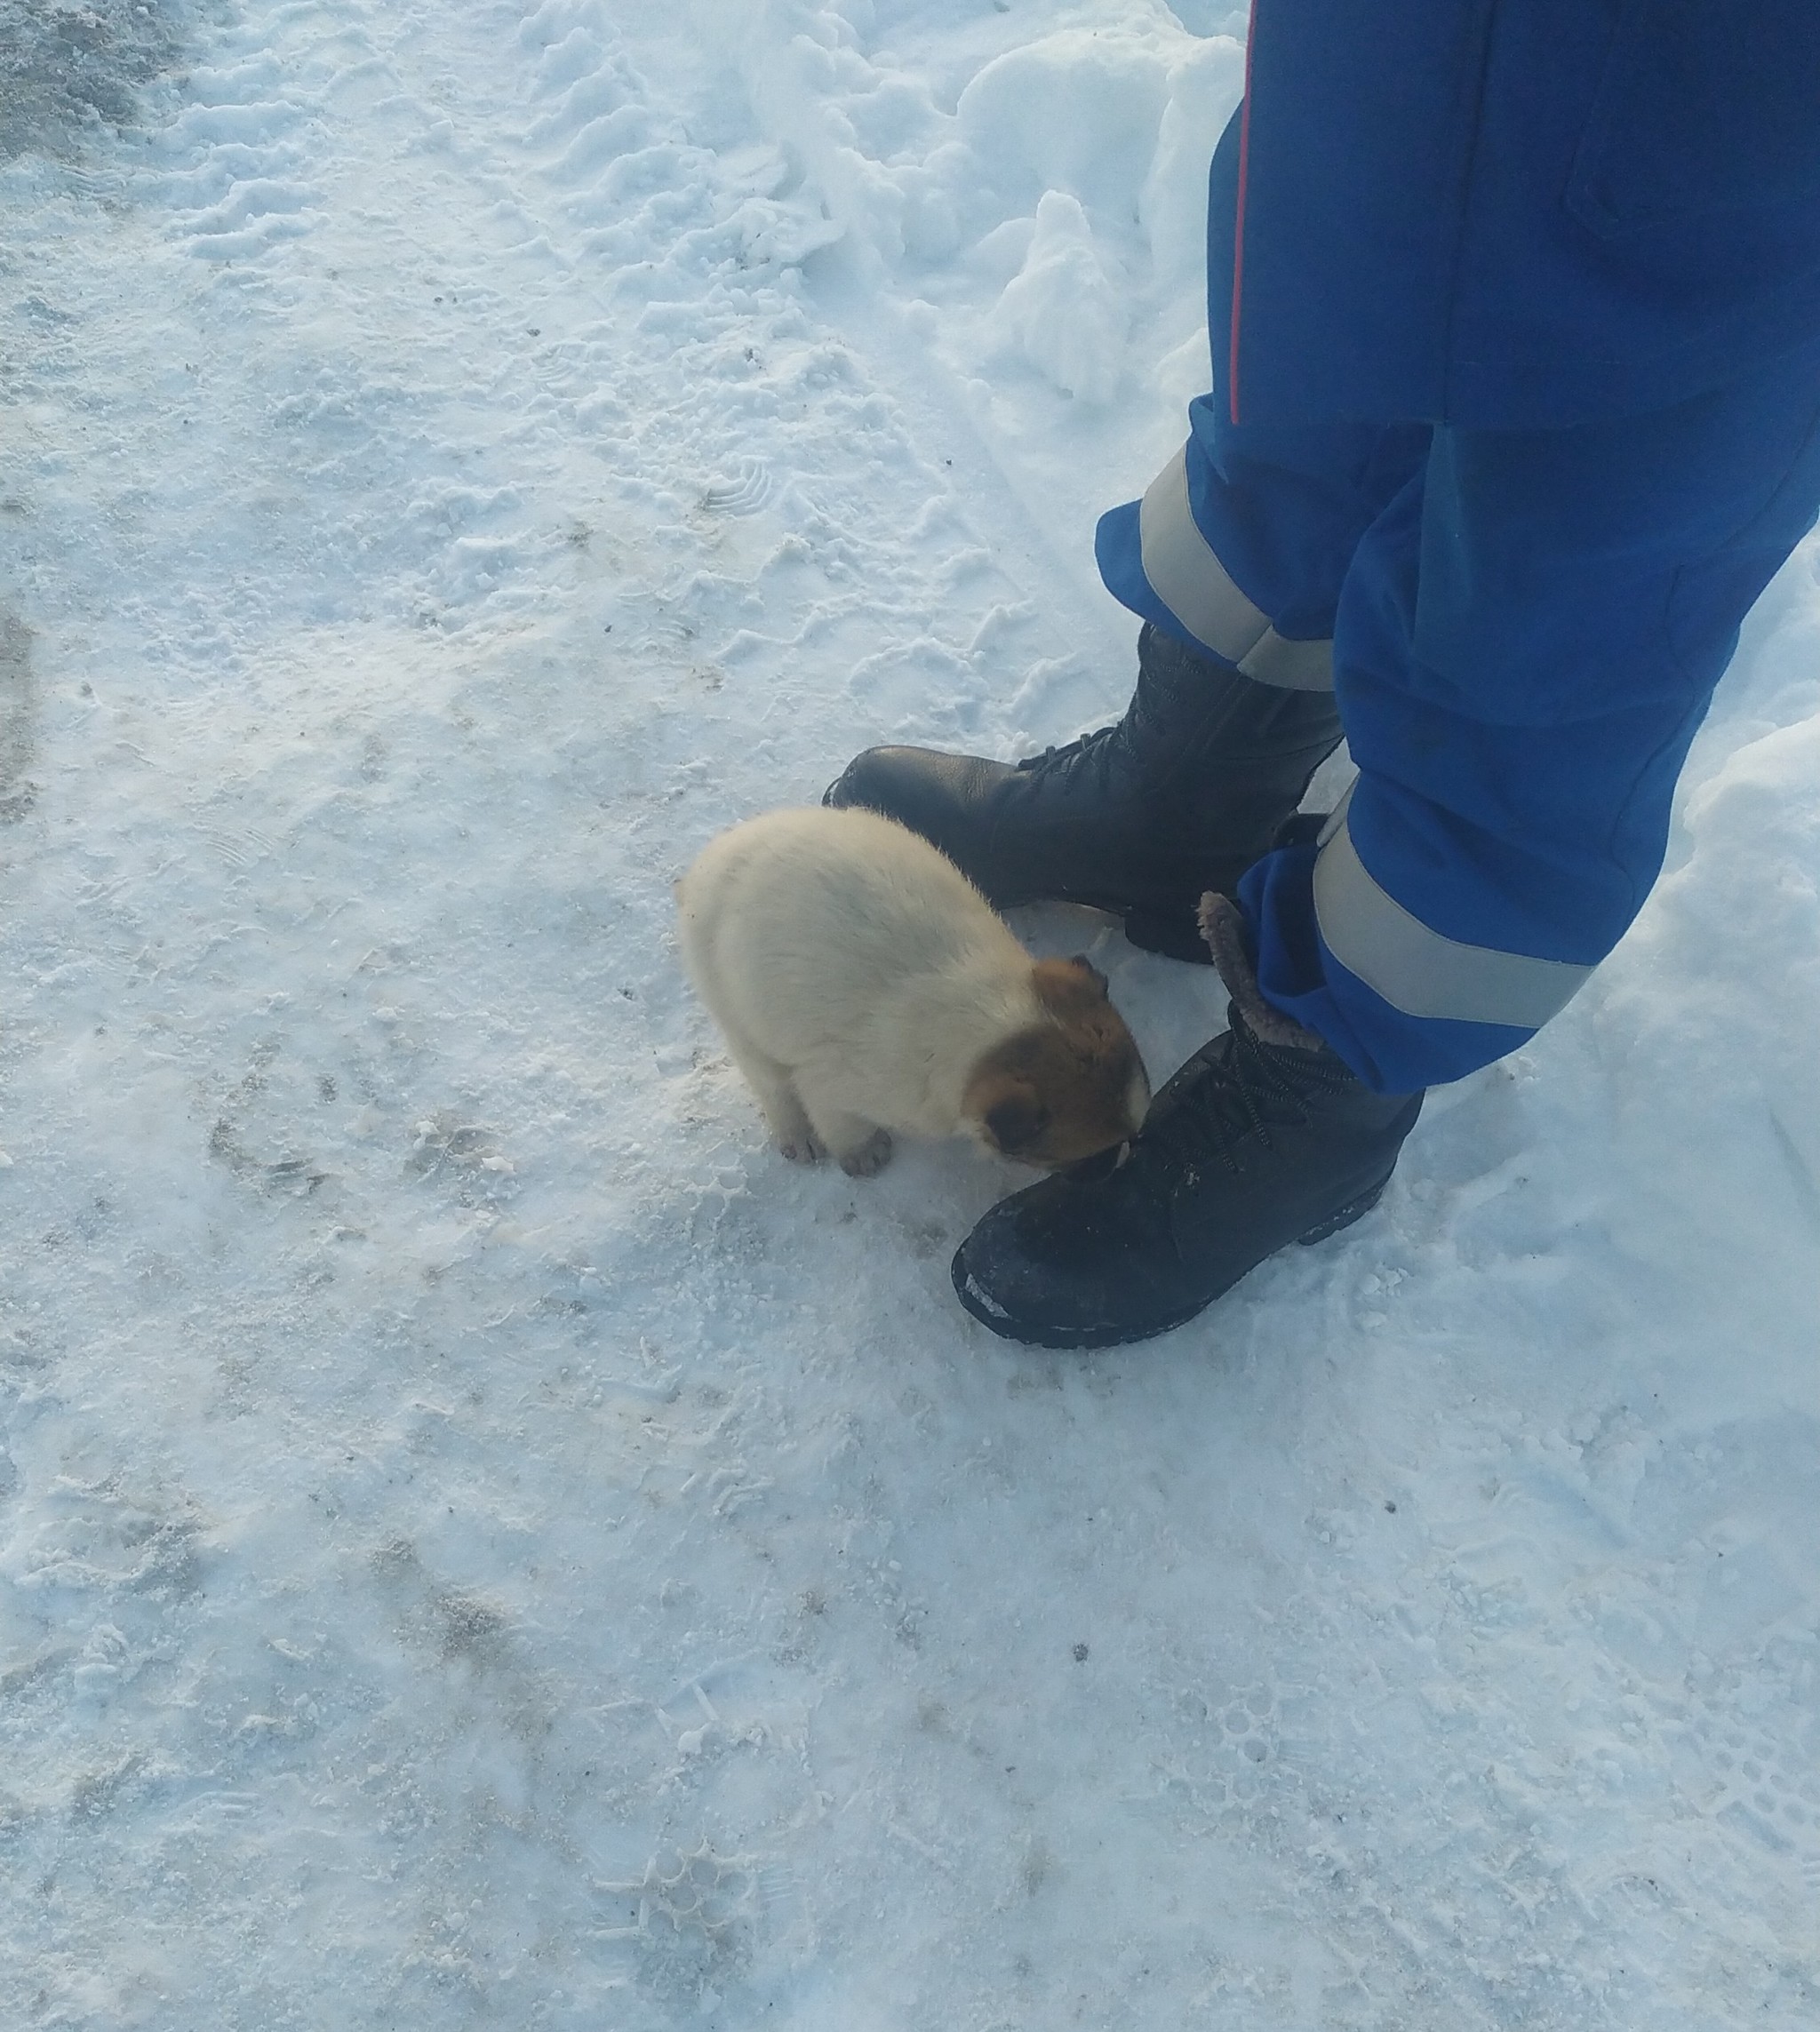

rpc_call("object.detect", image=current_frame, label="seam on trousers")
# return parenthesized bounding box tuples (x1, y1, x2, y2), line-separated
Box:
(1313, 804, 1594, 1029)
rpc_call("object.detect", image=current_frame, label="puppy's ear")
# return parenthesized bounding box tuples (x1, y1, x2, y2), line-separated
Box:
(983, 1085, 1051, 1157)
(1067, 955, 1110, 998)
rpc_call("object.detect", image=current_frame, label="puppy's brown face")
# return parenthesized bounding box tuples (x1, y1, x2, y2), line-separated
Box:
(962, 957, 1150, 1169)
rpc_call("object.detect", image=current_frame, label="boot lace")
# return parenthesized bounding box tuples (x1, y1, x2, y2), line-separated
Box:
(1152, 1016, 1353, 1177)
(1012, 670, 1186, 793)
(1013, 718, 1138, 795)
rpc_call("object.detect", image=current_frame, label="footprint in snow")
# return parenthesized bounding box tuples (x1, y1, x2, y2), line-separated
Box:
(699, 458, 772, 517)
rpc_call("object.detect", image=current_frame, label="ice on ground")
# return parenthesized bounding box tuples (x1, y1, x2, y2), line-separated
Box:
(1, 2, 1817, 2028)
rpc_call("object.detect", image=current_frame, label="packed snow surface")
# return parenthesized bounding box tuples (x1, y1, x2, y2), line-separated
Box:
(3, 3, 1818, 2026)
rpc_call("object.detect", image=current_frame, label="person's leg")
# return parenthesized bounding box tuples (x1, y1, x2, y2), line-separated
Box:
(954, 355, 1820, 1348)
(827, 116, 1426, 961)
(1244, 365, 1820, 1093)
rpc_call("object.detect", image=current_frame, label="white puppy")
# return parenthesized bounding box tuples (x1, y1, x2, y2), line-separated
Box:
(677, 806, 1149, 1175)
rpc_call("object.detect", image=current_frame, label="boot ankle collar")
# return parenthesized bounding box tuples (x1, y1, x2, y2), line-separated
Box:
(1197, 892, 1330, 1055)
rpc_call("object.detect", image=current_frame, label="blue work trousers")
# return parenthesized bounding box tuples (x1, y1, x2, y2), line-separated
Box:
(1098, 126, 1820, 1094)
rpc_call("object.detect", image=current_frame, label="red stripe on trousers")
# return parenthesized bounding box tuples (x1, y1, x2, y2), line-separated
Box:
(1229, 3, 1257, 426)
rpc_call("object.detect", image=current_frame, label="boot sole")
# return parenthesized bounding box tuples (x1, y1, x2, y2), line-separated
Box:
(952, 1175, 1394, 1351)
(1295, 1176, 1389, 1246)
(952, 1258, 1214, 1350)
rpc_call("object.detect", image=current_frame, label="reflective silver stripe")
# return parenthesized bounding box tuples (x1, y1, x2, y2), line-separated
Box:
(1313, 804, 1594, 1029)
(1237, 629, 1333, 692)
(1315, 775, 1357, 849)
(1138, 446, 1334, 690)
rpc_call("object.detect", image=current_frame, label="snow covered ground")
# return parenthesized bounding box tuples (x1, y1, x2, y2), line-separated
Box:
(2, 2, 1818, 2024)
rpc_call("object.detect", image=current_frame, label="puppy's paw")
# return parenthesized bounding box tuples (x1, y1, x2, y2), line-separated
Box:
(838, 1128, 893, 1178)
(777, 1130, 828, 1165)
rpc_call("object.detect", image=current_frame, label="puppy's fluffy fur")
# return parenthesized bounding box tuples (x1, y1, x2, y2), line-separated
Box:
(677, 806, 1149, 1175)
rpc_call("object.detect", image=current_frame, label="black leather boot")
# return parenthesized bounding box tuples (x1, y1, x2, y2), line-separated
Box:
(950, 898, 1423, 1349)
(825, 625, 1343, 962)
